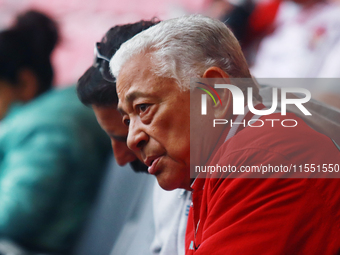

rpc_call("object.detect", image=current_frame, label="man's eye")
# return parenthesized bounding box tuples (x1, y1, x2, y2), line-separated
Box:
(123, 118, 130, 127)
(138, 104, 149, 113)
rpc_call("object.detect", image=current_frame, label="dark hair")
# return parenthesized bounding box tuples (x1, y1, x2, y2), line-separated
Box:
(0, 10, 59, 95)
(77, 19, 159, 106)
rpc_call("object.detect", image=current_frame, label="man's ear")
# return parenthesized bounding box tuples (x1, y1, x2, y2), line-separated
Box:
(202, 66, 229, 80)
(202, 67, 232, 119)
(17, 69, 39, 102)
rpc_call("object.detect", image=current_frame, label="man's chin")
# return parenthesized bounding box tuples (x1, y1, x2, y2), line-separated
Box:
(155, 167, 192, 191)
(156, 175, 182, 191)
(129, 160, 149, 173)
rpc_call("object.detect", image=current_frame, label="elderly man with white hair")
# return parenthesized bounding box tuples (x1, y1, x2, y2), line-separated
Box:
(110, 15, 340, 254)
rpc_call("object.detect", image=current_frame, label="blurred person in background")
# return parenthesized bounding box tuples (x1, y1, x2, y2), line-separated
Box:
(205, 0, 340, 110)
(76, 20, 191, 255)
(249, 0, 340, 108)
(205, 0, 256, 45)
(250, 0, 340, 78)
(0, 10, 111, 254)
(204, 0, 281, 64)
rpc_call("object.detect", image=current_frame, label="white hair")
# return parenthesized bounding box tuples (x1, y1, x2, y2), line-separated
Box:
(110, 14, 252, 91)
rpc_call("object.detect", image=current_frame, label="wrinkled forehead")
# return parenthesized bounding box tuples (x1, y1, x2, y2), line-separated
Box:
(116, 53, 149, 96)
(116, 54, 159, 110)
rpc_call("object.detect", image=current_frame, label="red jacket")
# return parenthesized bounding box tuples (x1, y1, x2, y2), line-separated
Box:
(186, 111, 340, 254)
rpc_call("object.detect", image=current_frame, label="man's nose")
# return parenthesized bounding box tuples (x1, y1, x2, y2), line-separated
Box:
(126, 119, 148, 153)
(111, 140, 137, 166)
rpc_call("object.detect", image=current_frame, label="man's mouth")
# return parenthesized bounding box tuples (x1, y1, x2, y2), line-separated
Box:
(145, 156, 161, 175)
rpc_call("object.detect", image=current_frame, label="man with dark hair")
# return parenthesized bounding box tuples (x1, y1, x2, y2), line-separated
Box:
(77, 20, 159, 173)
(77, 20, 191, 255)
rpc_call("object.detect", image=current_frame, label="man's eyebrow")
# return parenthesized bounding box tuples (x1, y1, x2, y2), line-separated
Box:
(117, 91, 150, 114)
(126, 91, 149, 102)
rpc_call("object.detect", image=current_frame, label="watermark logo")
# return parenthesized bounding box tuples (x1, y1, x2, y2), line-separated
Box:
(196, 82, 222, 115)
(200, 84, 312, 116)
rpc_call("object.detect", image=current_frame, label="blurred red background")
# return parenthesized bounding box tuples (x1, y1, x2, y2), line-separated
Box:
(0, 0, 209, 87)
